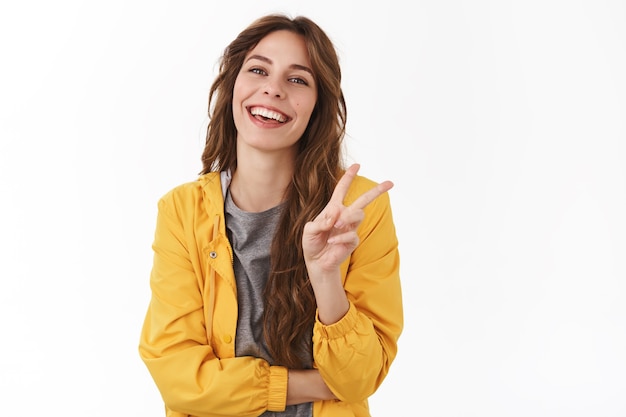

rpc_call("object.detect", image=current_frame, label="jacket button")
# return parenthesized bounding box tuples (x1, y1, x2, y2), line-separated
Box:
(209, 251, 217, 259)
(222, 335, 232, 343)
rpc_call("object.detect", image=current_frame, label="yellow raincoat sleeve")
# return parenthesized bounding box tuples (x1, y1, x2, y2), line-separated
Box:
(312, 179, 403, 404)
(139, 190, 288, 417)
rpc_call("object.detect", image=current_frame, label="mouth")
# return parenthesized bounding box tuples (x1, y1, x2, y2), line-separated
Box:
(248, 106, 290, 124)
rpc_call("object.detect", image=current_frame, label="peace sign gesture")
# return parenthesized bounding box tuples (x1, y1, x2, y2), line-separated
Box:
(302, 163, 394, 276)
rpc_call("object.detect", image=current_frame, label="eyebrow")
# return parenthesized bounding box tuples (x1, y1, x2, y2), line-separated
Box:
(245, 54, 314, 76)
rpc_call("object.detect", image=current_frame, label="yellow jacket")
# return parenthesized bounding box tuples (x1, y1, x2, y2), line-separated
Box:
(139, 172, 403, 417)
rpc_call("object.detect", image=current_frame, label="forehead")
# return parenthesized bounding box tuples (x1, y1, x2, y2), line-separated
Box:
(246, 30, 311, 66)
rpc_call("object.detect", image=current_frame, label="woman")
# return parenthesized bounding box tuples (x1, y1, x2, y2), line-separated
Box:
(139, 13, 403, 417)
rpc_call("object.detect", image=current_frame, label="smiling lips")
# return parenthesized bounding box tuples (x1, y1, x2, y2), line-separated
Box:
(249, 106, 289, 124)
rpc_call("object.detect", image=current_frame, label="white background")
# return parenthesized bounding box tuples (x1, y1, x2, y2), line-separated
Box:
(1, 0, 625, 416)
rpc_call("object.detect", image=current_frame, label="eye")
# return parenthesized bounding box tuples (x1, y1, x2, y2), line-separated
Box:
(288, 77, 309, 86)
(249, 67, 267, 76)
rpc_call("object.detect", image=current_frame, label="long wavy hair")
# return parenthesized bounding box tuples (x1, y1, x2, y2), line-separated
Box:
(200, 14, 347, 368)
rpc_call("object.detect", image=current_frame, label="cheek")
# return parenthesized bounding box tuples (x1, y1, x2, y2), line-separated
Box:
(232, 80, 247, 128)
(232, 74, 250, 103)
(232, 81, 243, 104)
(296, 95, 317, 115)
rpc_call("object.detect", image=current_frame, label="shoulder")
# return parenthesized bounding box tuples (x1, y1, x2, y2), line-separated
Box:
(345, 174, 396, 237)
(347, 174, 378, 194)
(157, 173, 222, 214)
(344, 174, 391, 208)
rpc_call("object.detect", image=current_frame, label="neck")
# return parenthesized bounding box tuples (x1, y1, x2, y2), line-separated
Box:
(230, 160, 294, 213)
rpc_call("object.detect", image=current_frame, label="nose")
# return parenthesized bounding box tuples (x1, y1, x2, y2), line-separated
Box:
(263, 78, 284, 98)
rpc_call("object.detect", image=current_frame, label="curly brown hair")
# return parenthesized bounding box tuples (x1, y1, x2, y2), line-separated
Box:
(200, 14, 347, 368)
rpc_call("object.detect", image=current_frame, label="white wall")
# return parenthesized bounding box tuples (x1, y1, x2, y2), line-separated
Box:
(1, 0, 624, 415)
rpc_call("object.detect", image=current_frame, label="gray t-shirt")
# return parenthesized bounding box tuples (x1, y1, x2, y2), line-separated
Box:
(225, 190, 312, 417)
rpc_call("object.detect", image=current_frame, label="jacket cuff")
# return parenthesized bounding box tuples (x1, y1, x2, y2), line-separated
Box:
(314, 301, 358, 339)
(267, 365, 288, 412)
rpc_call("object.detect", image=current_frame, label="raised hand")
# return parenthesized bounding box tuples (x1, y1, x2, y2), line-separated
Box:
(302, 163, 394, 276)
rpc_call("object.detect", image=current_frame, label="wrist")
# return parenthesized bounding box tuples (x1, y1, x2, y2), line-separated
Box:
(308, 272, 349, 325)
(287, 369, 337, 405)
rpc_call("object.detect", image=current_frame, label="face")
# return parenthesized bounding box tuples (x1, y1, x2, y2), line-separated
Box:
(232, 30, 317, 157)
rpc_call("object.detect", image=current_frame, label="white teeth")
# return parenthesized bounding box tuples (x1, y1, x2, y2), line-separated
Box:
(250, 107, 287, 123)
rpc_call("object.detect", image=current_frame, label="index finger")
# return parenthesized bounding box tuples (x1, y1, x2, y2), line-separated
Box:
(329, 163, 361, 204)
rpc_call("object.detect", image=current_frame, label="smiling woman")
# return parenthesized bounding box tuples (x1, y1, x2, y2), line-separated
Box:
(138, 14, 403, 417)
(232, 30, 318, 168)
